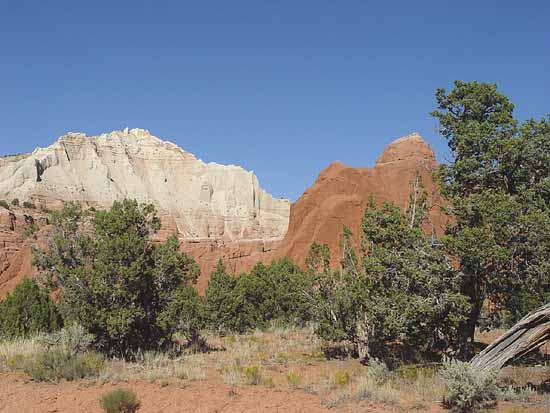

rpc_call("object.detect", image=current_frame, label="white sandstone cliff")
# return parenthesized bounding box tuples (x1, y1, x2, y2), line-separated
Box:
(0, 128, 290, 243)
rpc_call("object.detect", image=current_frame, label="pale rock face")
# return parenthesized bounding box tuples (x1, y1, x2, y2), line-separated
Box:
(0, 128, 290, 243)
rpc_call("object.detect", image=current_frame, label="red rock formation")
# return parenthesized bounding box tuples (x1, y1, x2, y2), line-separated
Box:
(0, 133, 448, 297)
(272, 133, 449, 268)
(0, 207, 47, 298)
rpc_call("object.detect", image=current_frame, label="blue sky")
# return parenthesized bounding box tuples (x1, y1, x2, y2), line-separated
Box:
(0, 1, 548, 200)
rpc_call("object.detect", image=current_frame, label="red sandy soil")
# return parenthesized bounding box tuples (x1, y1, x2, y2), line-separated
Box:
(1, 370, 547, 413)
(0, 371, 402, 413)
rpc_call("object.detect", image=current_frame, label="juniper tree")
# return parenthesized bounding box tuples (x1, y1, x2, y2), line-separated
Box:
(432, 81, 550, 355)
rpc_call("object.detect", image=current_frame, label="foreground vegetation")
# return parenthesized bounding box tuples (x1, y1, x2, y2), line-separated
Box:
(0, 81, 548, 412)
(0, 325, 548, 411)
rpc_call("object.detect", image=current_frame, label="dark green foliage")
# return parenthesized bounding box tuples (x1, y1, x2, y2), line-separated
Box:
(431, 81, 550, 353)
(305, 242, 331, 275)
(205, 258, 313, 333)
(312, 191, 469, 363)
(11, 198, 19, 207)
(157, 284, 205, 349)
(23, 223, 39, 239)
(100, 389, 140, 413)
(0, 279, 61, 339)
(0, 200, 9, 209)
(22, 201, 36, 209)
(204, 260, 237, 331)
(33, 200, 201, 357)
(23, 349, 104, 382)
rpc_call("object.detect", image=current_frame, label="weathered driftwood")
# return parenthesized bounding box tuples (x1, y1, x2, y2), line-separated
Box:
(470, 302, 550, 372)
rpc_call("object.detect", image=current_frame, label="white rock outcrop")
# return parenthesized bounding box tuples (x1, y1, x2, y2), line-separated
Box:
(0, 128, 290, 242)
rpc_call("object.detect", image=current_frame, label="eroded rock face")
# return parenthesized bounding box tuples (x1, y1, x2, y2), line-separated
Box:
(0, 131, 446, 296)
(0, 206, 43, 298)
(0, 128, 290, 243)
(272, 133, 449, 268)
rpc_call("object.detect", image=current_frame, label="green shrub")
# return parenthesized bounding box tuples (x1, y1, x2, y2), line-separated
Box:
(205, 258, 313, 333)
(334, 369, 350, 387)
(100, 388, 140, 413)
(440, 358, 498, 412)
(11, 198, 19, 206)
(24, 349, 104, 382)
(286, 371, 301, 388)
(0, 279, 61, 339)
(243, 365, 263, 385)
(24, 223, 39, 239)
(365, 358, 391, 385)
(40, 323, 94, 354)
(0, 200, 9, 209)
(33, 200, 201, 357)
(312, 197, 470, 363)
(22, 201, 36, 209)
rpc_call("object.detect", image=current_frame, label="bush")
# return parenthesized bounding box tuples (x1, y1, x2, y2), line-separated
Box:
(312, 197, 470, 363)
(157, 284, 205, 350)
(0, 200, 9, 209)
(24, 223, 39, 239)
(243, 365, 263, 385)
(0, 279, 61, 339)
(40, 323, 94, 354)
(23, 349, 104, 382)
(33, 200, 201, 357)
(205, 258, 313, 333)
(440, 358, 498, 412)
(100, 388, 140, 413)
(22, 201, 36, 209)
(11, 198, 19, 207)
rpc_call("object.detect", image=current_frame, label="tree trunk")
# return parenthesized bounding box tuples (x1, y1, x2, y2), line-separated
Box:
(470, 302, 550, 372)
(458, 273, 481, 360)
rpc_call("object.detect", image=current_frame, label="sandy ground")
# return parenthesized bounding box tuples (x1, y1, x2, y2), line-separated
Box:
(0, 371, 402, 413)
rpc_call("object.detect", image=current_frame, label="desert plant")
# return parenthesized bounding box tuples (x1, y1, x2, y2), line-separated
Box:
(365, 358, 390, 384)
(23, 223, 39, 239)
(287, 371, 301, 388)
(333, 369, 351, 387)
(205, 258, 313, 333)
(174, 355, 206, 381)
(33, 200, 201, 357)
(0, 200, 9, 209)
(0, 336, 43, 372)
(351, 375, 400, 405)
(243, 364, 263, 385)
(11, 198, 19, 207)
(313, 198, 470, 363)
(100, 388, 140, 413)
(440, 358, 498, 412)
(0, 278, 61, 339)
(432, 82, 550, 354)
(24, 349, 104, 382)
(22, 201, 36, 209)
(498, 385, 536, 402)
(40, 322, 94, 354)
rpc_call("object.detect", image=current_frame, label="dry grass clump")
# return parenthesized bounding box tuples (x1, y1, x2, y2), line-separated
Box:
(174, 355, 206, 381)
(0, 336, 44, 372)
(286, 370, 302, 388)
(100, 388, 140, 413)
(0, 330, 104, 382)
(100, 352, 206, 383)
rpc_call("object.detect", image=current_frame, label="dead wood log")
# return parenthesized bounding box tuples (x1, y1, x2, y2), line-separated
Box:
(470, 302, 550, 372)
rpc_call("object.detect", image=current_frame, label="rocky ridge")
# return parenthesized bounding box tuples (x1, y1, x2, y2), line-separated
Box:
(0, 128, 289, 293)
(273, 133, 448, 267)
(0, 131, 446, 294)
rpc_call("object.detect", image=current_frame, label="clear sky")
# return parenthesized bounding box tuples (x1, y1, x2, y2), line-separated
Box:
(1, 1, 548, 200)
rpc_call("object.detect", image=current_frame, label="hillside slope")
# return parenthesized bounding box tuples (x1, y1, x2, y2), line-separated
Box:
(273, 133, 448, 268)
